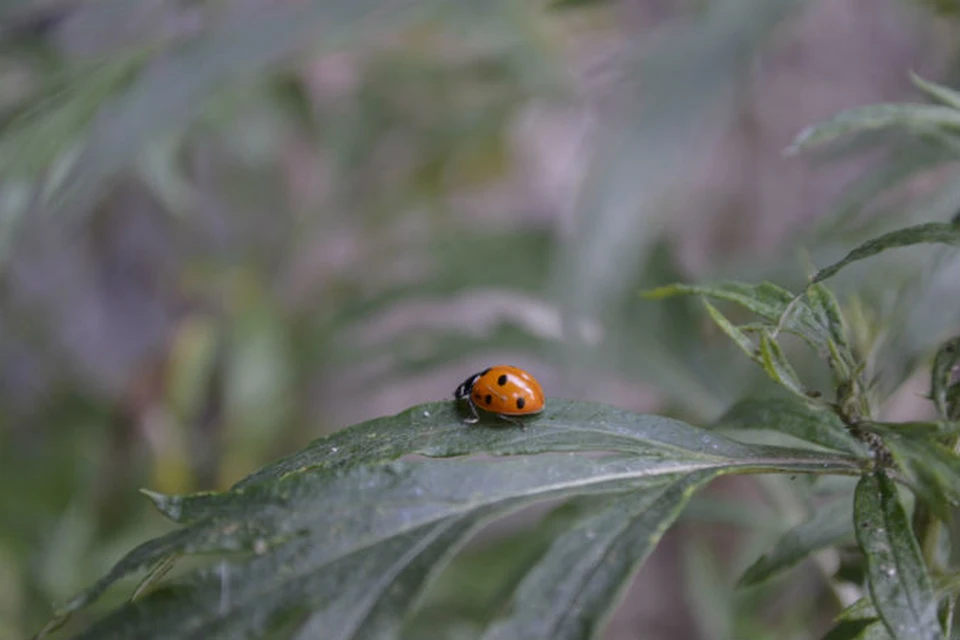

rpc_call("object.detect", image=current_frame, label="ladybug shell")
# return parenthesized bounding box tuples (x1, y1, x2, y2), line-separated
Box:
(467, 365, 545, 416)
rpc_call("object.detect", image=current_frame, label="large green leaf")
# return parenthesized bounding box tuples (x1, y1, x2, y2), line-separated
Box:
(811, 222, 960, 284)
(853, 472, 942, 640)
(50, 401, 863, 638)
(234, 400, 860, 489)
(480, 472, 716, 640)
(738, 496, 853, 587)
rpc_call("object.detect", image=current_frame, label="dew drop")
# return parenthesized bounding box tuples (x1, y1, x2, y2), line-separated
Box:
(423, 410, 431, 417)
(254, 539, 268, 555)
(331, 447, 339, 453)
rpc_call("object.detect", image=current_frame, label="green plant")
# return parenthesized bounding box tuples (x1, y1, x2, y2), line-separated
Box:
(35, 75, 960, 639)
(7, 0, 956, 638)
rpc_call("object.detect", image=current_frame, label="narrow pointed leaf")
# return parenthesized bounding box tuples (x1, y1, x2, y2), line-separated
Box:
(702, 299, 758, 360)
(713, 396, 866, 455)
(788, 104, 960, 153)
(404, 498, 602, 637)
(643, 281, 794, 322)
(853, 472, 942, 640)
(910, 73, 960, 111)
(812, 223, 960, 283)
(759, 332, 807, 396)
(806, 283, 850, 350)
(480, 472, 716, 640)
(739, 497, 853, 587)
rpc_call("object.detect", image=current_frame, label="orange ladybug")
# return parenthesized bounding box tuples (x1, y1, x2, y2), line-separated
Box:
(454, 365, 545, 424)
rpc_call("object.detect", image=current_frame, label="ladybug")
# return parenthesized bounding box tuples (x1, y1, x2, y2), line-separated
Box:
(454, 365, 545, 424)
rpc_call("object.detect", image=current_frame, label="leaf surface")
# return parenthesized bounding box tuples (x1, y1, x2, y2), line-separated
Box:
(739, 496, 853, 587)
(54, 400, 863, 637)
(480, 472, 716, 640)
(853, 472, 942, 640)
(811, 222, 960, 283)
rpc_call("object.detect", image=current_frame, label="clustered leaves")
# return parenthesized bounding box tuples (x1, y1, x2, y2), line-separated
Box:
(40, 402, 861, 640)
(33, 56, 960, 640)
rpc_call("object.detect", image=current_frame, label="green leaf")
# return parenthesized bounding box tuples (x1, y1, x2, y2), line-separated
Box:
(811, 222, 960, 283)
(826, 573, 960, 638)
(480, 472, 716, 640)
(788, 104, 960, 154)
(72, 503, 522, 640)
(54, 400, 863, 635)
(713, 396, 865, 455)
(738, 496, 853, 587)
(643, 281, 795, 322)
(822, 618, 893, 640)
(806, 283, 851, 351)
(759, 332, 807, 397)
(234, 400, 841, 490)
(643, 281, 854, 364)
(930, 336, 960, 420)
(853, 472, 943, 640)
(865, 424, 960, 516)
(910, 72, 960, 111)
(702, 299, 758, 361)
(406, 498, 595, 636)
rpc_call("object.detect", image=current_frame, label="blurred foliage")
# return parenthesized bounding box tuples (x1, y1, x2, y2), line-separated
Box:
(0, 0, 960, 638)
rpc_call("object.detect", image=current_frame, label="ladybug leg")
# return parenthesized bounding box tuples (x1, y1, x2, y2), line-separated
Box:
(461, 397, 480, 424)
(497, 414, 525, 429)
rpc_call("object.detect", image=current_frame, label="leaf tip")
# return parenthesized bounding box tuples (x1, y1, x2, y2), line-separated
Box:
(140, 488, 183, 521)
(784, 126, 814, 156)
(639, 285, 674, 299)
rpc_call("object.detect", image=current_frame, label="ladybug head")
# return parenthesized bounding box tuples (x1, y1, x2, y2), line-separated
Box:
(454, 373, 480, 400)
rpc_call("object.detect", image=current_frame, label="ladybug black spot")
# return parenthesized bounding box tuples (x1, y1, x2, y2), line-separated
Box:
(516, 397, 526, 410)
(497, 374, 508, 386)
(484, 394, 493, 405)
(474, 391, 482, 400)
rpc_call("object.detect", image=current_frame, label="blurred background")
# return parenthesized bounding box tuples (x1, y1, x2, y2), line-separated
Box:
(2, 0, 960, 638)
